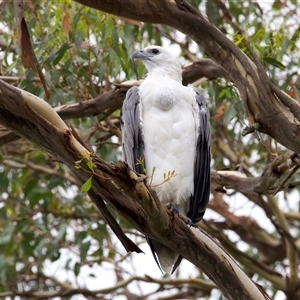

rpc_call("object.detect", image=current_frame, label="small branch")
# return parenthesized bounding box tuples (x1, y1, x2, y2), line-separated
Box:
(0, 275, 215, 299)
(266, 195, 298, 297)
(95, 275, 216, 295)
(273, 165, 300, 195)
(284, 211, 300, 221)
(182, 59, 230, 85)
(208, 193, 286, 264)
(3, 158, 78, 185)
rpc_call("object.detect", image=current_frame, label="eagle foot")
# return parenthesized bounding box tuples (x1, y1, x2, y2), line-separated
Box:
(180, 216, 197, 228)
(166, 203, 196, 227)
(166, 203, 180, 219)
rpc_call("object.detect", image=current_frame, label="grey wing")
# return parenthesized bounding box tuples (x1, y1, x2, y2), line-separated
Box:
(188, 88, 211, 223)
(121, 88, 163, 270)
(120, 86, 145, 174)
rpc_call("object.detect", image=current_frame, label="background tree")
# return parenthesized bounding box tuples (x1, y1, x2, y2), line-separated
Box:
(0, 0, 300, 299)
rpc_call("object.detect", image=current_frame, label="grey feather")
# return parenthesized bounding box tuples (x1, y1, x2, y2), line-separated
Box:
(120, 86, 145, 174)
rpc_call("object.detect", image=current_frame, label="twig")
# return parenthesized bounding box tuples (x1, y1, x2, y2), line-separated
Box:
(273, 165, 300, 195)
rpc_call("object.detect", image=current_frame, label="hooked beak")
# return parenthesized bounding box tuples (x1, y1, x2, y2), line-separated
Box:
(131, 49, 153, 61)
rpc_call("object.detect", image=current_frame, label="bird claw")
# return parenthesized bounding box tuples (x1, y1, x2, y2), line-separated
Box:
(166, 203, 197, 227)
(166, 203, 180, 216)
(180, 215, 197, 227)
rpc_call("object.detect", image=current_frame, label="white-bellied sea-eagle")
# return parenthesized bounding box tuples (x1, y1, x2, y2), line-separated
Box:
(121, 45, 211, 274)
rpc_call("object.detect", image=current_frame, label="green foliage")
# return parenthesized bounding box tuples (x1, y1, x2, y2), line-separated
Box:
(81, 176, 93, 193)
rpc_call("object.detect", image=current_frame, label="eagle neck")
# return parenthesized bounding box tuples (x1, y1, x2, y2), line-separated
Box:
(146, 67, 182, 83)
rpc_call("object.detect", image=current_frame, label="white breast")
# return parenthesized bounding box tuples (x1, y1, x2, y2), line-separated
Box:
(139, 75, 199, 216)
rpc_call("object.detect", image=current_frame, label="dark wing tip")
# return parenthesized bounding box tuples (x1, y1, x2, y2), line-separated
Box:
(188, 88, 211, 223)
(146, 237, 164, 274)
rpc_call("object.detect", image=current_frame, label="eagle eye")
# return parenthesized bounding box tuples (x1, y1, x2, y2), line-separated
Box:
(150, 49, 159, 54)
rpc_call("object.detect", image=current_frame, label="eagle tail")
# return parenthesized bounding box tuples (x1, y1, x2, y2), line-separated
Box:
(147, 237, 182, 274)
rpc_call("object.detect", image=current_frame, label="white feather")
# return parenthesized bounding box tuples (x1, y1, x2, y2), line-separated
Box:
(139, 68, 199, 216)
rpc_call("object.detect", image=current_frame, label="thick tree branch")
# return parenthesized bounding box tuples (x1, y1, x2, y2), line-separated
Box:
(0, 80, 270, 299)
(182, 59, 230, 84)
(55, 88, 127, 120)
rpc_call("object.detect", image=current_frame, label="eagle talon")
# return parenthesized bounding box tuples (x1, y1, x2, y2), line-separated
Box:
(166, 204, 197, 227)
(182, 216, 192, 225)
(179, 215, 197, 227)
(166, 203, 180, 220)
(166, 203, 180, 216)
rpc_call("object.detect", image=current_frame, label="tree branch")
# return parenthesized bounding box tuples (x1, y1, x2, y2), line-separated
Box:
(211, 151, 294, 195)
(0, 80, 270, 299)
